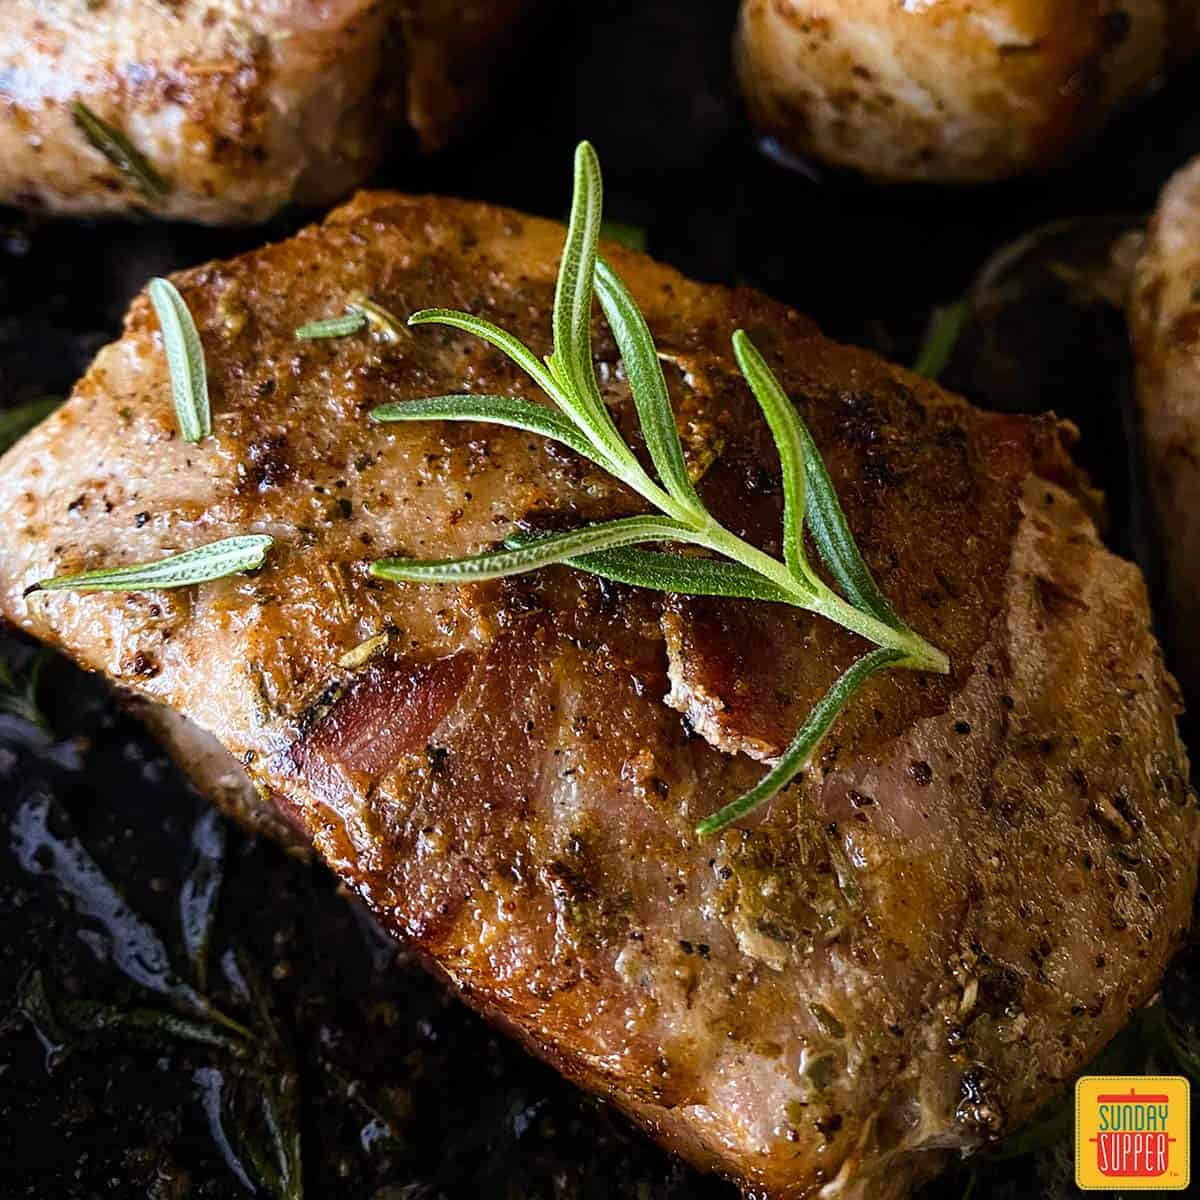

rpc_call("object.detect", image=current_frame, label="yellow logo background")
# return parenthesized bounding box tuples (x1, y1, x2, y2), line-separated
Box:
(1075, 1075, 1190, 1190)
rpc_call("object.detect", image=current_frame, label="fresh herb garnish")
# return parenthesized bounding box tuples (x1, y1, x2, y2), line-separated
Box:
(913, 299, 968, 379)
(25, 534, 272, 595)
(0, 397, 60, 454)
(148, 277, 211, 442)
(70, 100, 170, 201)
(370, 141, 948, 835)
(294, 311, 368, 340)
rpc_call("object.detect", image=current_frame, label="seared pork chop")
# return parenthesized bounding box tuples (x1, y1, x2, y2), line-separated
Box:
(0, 1, 535, 223)
(0, 194, 1194, 1198)
(736, 0, 1199, 183)
(1131, 155, 1200, 705)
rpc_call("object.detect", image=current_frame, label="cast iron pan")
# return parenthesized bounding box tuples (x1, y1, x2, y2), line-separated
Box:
(1, 4, 1198, 1197)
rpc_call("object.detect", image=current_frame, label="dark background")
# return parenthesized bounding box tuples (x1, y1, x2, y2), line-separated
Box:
(1, 3, 1198, 1198)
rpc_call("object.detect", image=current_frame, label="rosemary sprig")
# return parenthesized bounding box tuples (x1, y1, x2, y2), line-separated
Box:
(148, 278, 211, 442)
(26, 534, 272, 595)
(370, 141, 947, 835)
(71, 100, 170, 201)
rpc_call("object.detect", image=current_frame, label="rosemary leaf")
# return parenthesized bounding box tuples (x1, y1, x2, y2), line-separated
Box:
(294, 312, 367, 340)
(913, 300, 967, 379)
(547, 142, 634, 466)
(27, 534, 272, 595)
(695, 647, 903, 836)
(795, 411, 906, 633)
(408, 309, 564, 405)
(371, 393, 610, 469)
(503, 531, 797, 602)
(371, 516, 699, 585)
(71, 100, 171, 201)
(595, 257, 702, 516)
(0, 397, 60, 454)
(561, 546, 797, 603)
(732, 331, 813, 585)
(148, 277, 211, 442)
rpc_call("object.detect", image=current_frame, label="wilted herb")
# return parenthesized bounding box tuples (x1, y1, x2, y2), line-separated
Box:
(180, 806, 227, 991)
(11, 792, 305, 1198)
(71, 100, 171, 201)
(26, 533, 272, 595)
(0, 649, 52, 734)
(0, 397, 60, 454)
(371, 141, 947, 834)
(148, 277, 211, 442)
(913, 299, 968, 379)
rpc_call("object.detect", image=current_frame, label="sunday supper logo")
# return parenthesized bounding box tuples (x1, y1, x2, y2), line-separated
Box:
(1075, 1076, 1190, 1190)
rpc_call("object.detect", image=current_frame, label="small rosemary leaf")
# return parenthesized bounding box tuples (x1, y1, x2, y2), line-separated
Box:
(370, 394, 610, 469)
(732, 331, 813, 585)
(546, 142, 631, 461)
(371, 515, 698, 585)
(0, 397, 60, 454)
(912, 299, 968, 379)
(27, 534, 272, 595)
(696, 646, 903, 836)
(796, 414, 907, 632)
(565, 546, 798, 604)
(70, 100, 170, 201)
(294, 312, 367, 340)
(595, 257, 702, 516)
(408, 309, 563, 403)
(552, 141, 605, 411)
(57, 996, 248, 1058)
(148, 277, 211, 442)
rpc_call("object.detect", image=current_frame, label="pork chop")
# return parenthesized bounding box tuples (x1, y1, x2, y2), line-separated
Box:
(0, 1, 535, 223)
(0, 193, 1194, 1198)
(1131, 155, 1200, 705)
(736, 0, 1199, 183)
